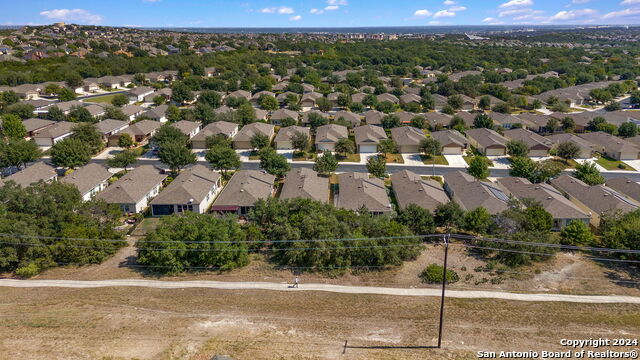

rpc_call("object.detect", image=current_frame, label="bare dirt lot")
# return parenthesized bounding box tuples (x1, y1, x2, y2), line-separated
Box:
(0, 286, 638, 360)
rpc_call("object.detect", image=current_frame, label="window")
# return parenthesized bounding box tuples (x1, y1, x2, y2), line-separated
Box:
(177, 204, 194, 213)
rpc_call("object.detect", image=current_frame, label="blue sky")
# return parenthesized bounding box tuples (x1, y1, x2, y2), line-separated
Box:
(2, 0, 640, 27)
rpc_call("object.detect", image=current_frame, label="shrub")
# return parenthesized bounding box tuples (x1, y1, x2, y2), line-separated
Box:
(15, 263, 40, 278)
(420, 264, 459, 284)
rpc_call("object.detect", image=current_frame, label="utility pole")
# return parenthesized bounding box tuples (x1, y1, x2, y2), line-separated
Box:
(437, 233, 450, 349)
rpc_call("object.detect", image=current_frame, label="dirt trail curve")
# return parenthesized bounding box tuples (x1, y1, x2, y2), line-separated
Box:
(2, 279, 640, 304)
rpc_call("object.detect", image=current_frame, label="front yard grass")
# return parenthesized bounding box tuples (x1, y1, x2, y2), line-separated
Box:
(292, 151, 315, 161)
(462, 155, 493, 167)
(420, 154, 449, 165)
(595, 154, 636, 171)
(336, 153, 361, 163)
(547, 158, 579, 169)
(383, 153, 404, 164)
(83, 94, 119, 104)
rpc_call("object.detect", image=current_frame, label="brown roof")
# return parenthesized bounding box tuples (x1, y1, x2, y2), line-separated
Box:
(0, 162, 57, 187)
(212, 170, 275, 208)
(502, 128, 552, 151)
(171, 120, 200, 135)
(191, 121, 238, 143)
(21, 118, 55, 133)
(337, 172, 391, 213)
(578, 132, 640, 154)
(32, 121, 75, 139)
(443, 171, 509, 215)
(354, 125, 387, 145)
(550, 175, 639, 215)
(390, 126, 426, 146)
(95, 119, 128, 135)
(430, 130, 468, 148)
(605, 177, 640, 203)
(270, 108, 299, 121)
(150, 165, 221, 205)
(60, 163, 112, 196)
(465, 128, 508, 149)
(497, 177, 589, 220)
(391, 170, 449, 211)
(234, 122, 275, 143)
(274, 126, 310, 143)
(97, 165, 167, 204)
(315, 124, 348, 145)
(334, 111, 362, 127)
(280, 168, 329, 203)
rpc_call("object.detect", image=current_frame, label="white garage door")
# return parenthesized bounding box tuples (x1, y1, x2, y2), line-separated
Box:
(359, 145, 378, 153)
(442, 146, 462, 155)
(485, 148, 505, 156)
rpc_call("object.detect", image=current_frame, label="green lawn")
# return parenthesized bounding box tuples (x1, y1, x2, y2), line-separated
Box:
(420, 154, 449, 165)
(463, 155, 493, 167)
(383, 153, 405, 164)
(595, 155, 636, 171)
(136, 217, 160, 235)
(547, 158, 579, 169)
(83, 94, 120, 104)
(292, 151, 315, 161)
(337, 153, 361, 163)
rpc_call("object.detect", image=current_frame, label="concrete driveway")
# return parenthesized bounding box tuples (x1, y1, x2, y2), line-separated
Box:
(444, 155, 467, 168)
(401, 153, 424, 166)
(622, 159, 640, 171)
(276, 149, 293, 160)
(487, 156, 511, 169)
(94, 147, 123, 160)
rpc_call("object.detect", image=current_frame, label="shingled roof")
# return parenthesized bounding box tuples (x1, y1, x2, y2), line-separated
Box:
(280, 168, 329, 203)
(391, 170, 449, 211)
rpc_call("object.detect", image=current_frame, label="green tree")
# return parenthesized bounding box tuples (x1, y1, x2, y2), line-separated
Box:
(67, 106, 93, 123)
(171, 82, 194, 104)
(259, 95, 279, 111)
(574, 161, 605, 185)
(107, 149, 138, 171)
(447, 94, 463, 110)
(111, 94, 129, 107)
(434, 201, 465, 230)
(4, 103, 34, 119)
(468, 156, 490, 180)
(420, 264, 459, 284)
(561, 117, 575, 132)
(291, 131, 310, 152)
(556, 141, 580, 161)
(618, 122, 638, 138)
(1, 114, 26, 139)
(473, 114, 493, 129)
(397, 204, 435, 235)
(259, 147, 290, 177)
(507, 140, 529, 158)
(158, 141, 196, 173)
(250, 133, 270, 150)
(546, 118, 558, 133)
(205, 145, 241, 177)
(313, 151, 338, 176)
(0, 139, 42, 170)
(72, 123, 104, 154)
(316, 97, 332, 112)
(57, 87, 76, 101)
(478, 95, 491, 110)
(381, 114, 401, 129)
(411, 116, 427, 129)
(378, 138, 397, 156)
(47, 106, 66, 122)
(335, 138, 356, 155)
(205, 134, 233, 148)
(366, 156, 387, 178)
(65, 72, 84, 88)
(237, 102, 256, 125)
(307, 112, 328, 130)
(153, 123, 189, 147)
(50, 138, 92, 168)
(560, 220, 594, 246)
(463, 207, 492, 234)
(198, 90, 222, 108)
(118, 133, 134, 148)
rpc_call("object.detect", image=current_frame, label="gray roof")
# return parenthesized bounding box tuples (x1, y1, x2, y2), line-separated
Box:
(497, 177, 589, 220)
(502, 128, 552, 151)
(270, 108, 299, 121)
(337, 172, 391, 212)
(171, 120, 200, 135)
(430, 130, 467, 148)
(60, 163, 112, 196)
(234, 122, 275, 143)
(334, 111, 361, 127)
(578, 132, 640, 154)
(212, 170, 275, 208)
(550, 175, 639, 215)
(32, 121, 75, 139)
(21, 118, 55, 133)
(274, 126, 309, 143)
(465, 128, 508, 149)
(605, 177, 640, 203)
(390, 126, 425, 146)
(363, 110, 384, 125)
(95, 119, 128, 135)
(391, 170, 449, 211)
(354, 125, 387, 145)
(280, 168, 329, 203)
(120, 120, 161, 137)
(315, 124, 348, 145)
(150, 165, 221, 205)
(444, 170, 509, 215)
(97, 165, 167, 204)
(0, 162, 57, 188)
(144, 104, 168, 119)
(191, 121, 238, 143)
(121, 104, 144, 116)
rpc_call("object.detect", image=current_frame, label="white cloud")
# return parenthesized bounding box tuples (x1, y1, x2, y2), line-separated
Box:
(39, 8, 103, 24)
(449, 6, 467, 11)
(433, 10, 456, 18)
(499, 8, 530, 17)
(327, 0, 348, 5)
(572, 0, 590, 3)
(414, 9, 433, 17)
(324, 5, 339, 11)
(310, 8, 322, 14)
(260, 6, 294, 14)
(443, 0, 456, 4)
(548, 8, 596, 21)
(499, 0, 534, 8)
(289, 15, 302, 21)
(620, 0, 640, 4)
(603, 7, 640, 19)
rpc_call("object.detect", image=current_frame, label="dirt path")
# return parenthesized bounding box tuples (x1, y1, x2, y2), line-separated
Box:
(2, 279, 639, 304)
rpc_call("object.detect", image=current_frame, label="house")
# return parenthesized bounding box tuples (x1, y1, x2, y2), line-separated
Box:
(60, 163, 112, 201)
(191, 121, 238, 149)
(547, 134, 594, 159)
(95, 119, 129, 138)
(443, 171, 509, 215)
(107, 120, 161, 146)
(227, 90, 252, 102)
(32, 121, 75, 146)
(83, 104, 106, 118)
(205, 67, 216, 77)
(399, 93, 421, 105)
(127, 86, 155, 102)
(251, 91, 276, 105)
(497, 177, 590, 230)
(211, 170, 275, 216)
(233, 122, 275, 149)
(390, 126, 426, 153)
(274, 126, 310, 150)
(430, 130, 468, 155)
(21, 118, 55, 137)
(279, 168, 329, 203)
(550, 175, 639, 226)
(491, 113, 525, 129)
(171, 120, 201, 139)
(502, 128, 553, 157)
(270, 108, 299, 126)
(121, 104, 145, 122)
(143, 88, 172, 103)
(143, 105, 169, 123)
(577, 132, 639, 160)
(354, 125, 387, 153)
(300, 110, 330, 126)
(337, 172, 392, 214)
(333, 110, 361, 127)
(516, 113, 550, 132)
(0, 162, 57, 188)
(300, 92, 323, 110)
(425, 113, 453, 129)
(364, 110, 385, 126)
(465, 128, 508, 156)
(97, 165, 168, 214)
(254, 108, 269, 121)
(391, 170, 449, 212)
(315, 124, 348, 152)
(150, 165, 222, 216)
(606, 177, 640, 204)
(377, 93, 399, 104)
